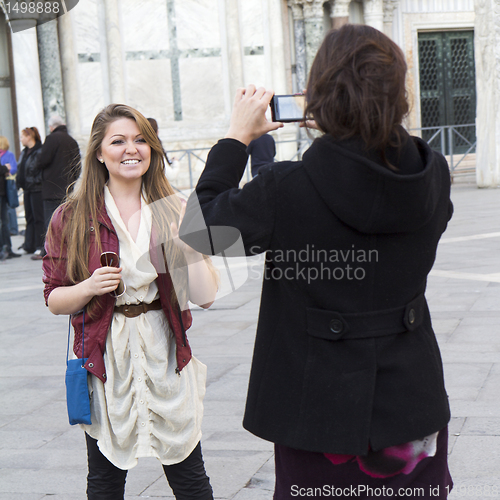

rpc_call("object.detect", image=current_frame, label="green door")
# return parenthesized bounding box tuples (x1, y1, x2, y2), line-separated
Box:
(418, 31, 476, 154)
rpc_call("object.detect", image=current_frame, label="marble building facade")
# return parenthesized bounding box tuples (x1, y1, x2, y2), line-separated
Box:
(0, 0, 497, 186)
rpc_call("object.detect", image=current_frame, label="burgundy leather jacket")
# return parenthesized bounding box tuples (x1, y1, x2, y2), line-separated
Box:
(42, 204, 193, 383)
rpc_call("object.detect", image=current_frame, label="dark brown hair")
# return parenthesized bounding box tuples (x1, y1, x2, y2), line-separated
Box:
(22, 126, 42, 143)
(305, 24, 409, 164)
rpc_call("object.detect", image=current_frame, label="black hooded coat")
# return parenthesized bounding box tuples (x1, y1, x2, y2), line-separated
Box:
(180, 131, 453, 456)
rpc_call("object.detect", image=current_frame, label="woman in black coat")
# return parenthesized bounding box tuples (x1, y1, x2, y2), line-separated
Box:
(181, 25, 453, 498)
(16, 127, 44, 255)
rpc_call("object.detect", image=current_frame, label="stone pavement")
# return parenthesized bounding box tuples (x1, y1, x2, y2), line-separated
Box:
(0, 179, 499, 499)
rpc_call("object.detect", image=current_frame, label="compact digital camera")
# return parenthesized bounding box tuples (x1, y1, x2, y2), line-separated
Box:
(270, 94, 307, 123)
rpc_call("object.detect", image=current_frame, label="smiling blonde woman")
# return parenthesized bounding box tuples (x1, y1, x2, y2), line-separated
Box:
(43, 104, 218, 500)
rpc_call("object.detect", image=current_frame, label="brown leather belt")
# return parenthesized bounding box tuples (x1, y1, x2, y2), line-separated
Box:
(114, 299, 162, 318)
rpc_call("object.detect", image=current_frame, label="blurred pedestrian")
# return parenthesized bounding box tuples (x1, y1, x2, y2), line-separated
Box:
(147, 117, 180, 183)
(0, 136, 21, 260)
(16, 127, 44, 255)
(0, 136, 19, 235)
(34, 115, 81, 260)
(247, 133, 276, 177)
(147, 117, 159, 135)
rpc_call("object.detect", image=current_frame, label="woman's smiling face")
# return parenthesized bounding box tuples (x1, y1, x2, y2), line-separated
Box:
(98, 118, 151, 186)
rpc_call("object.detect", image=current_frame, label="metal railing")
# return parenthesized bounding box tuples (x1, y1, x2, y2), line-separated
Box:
(167, 124, 476, 190)
(409, 124, 476, 175)
(165, 137, 313, 190)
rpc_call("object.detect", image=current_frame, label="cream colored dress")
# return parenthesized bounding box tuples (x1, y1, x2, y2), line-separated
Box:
(82, 186, 207, 470)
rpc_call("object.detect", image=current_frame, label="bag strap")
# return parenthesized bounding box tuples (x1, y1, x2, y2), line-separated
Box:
(177, 304, 187, 346)
(174, 304, 187, 376)
(66, 317, 71, 367)
(66, 309, 86, 367)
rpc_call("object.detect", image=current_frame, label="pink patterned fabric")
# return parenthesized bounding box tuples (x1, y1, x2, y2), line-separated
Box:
(324, 432, 438, 478)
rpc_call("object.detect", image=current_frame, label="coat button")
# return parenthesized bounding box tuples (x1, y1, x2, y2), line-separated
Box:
(408, 308, 416, 325)
(330, 319, 344, 334)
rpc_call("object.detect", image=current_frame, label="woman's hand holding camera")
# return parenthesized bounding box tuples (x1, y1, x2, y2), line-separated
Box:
(225, 85, 283, 146)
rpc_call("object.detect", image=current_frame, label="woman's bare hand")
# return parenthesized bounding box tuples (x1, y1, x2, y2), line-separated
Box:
(225, 85, 284, 146)
(87, 266, 122, 296)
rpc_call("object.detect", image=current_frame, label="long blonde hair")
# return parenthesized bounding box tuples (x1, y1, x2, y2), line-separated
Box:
(47, 104, 210, 315)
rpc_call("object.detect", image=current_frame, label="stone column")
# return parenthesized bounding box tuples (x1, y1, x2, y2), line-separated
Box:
(223, 0, 245, 101)
(383, 0, 399, 37)
(103, 0, 125, 103)
(330, 0, 350, 29)
(5, 27, 20, 157)
(303, 0, 325, 73)
(474, 0, 500, 187)
(363, 0, 384, 32)
(287, 0, 307, 92)
(37, 20, 66, 131)
(287, 0, 322, 160)
(267, 0, 297, 162)
(58, 11, 81, 139)
(265, 0, 288, 93)
(9, 20, 46, 138)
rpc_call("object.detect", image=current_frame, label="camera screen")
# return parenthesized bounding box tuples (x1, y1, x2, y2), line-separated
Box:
(272, 94, 306, 122)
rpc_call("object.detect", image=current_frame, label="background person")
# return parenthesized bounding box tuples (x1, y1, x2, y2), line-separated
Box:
(34, 114, 81, 260)
(0, 136, 19, 236)
(43, 104, 218, 500)
(0, 136, 20, 260)
(181, 24, 453, 498)
(16, 127, 44, 255)
(247, 133, 276, 177)
(146, 117, 159, 135)
(147, 117, 180, 184)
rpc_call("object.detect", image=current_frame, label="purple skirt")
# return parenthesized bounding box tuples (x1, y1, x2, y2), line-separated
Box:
(274, 427, 452, 499)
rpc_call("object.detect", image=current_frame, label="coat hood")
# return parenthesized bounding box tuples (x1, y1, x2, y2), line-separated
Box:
(302, 133, 448, 234)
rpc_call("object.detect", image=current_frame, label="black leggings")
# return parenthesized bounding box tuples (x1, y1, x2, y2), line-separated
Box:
(85, 433, 213, 500)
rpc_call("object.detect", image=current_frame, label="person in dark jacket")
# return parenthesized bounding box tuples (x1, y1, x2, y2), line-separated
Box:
(247, 133, 276, 177)
(0, 135, 19, 236)
(34, 115, 81, 259)
(180, 25, 454, 498)
(16, 127, 44, 254)
(0, 136, 20, 260)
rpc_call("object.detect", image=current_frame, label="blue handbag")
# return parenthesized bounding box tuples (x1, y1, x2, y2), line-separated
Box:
(5, 175, 19, 209)
(65, 310, 92, 425)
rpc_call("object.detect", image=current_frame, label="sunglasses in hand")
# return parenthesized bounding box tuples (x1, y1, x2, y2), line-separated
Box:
(100, 251, 126, 298)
